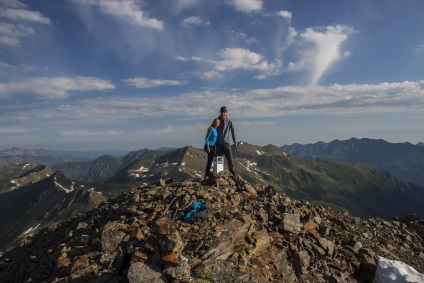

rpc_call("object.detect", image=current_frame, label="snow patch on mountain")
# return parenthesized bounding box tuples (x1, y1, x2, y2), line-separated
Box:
(54, 177, 74, 193)
(22, 224, 40, 235)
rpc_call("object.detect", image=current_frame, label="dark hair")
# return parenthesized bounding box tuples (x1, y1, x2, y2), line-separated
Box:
(206, 118, 220, 133)
(220, 106, 227, 113)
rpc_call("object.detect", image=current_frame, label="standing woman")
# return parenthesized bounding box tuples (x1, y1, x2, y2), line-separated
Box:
(204, 118, 220, 180)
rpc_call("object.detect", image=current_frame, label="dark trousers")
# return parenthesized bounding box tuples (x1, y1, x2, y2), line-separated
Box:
(217, 143, 235, 174)
(204, 144, 217, 175)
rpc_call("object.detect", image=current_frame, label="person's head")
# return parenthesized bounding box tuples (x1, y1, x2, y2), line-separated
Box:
(212, 118, 220, 128)
(207, 118, 220, 133)
(220, 106, 227, 118)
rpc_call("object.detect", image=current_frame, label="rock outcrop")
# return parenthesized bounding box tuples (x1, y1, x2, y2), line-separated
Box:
(0, 172, 423, 282)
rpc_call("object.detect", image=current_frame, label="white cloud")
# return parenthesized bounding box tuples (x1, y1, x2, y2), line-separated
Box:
(228, 0, 262, 13)
(175, 56, 203, 62)
(215, 48, 263, 71)
(0, 62, 15, 69)
(143, 123, 204, 135)
(238, 120, 274, 128)
(0, 126, 27, 134)
(200, 70, 223, 80)
(415, 44, 424, 52)
(60, 130, 122, 136)
(178, 48, 282, 80)
(212, 48, 281, 79)
(123, 77, 188, 88)
(182, 16, 209, 27)
(4, 80, 423, 128)
(0, 0, 50, 47)
(0, 7, 51, 24)
(0, 76, 115, 99)
(237, 32, 257, 45)
(79, 0, 163, 30)
(0, 22, 34, 46)
(284, 27, 297, 49)
(174, 0, 200, 13)
(0, 0, 26, 9)
(278, 10, 292, 22)
(288, 25, 355, 85)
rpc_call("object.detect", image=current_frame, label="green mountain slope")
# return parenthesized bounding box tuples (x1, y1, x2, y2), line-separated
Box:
(0, 171, 106, 250)
(2, 142, 424, 222)
(102, 141, 424, 220)
(281, 138, 424, 186)
(0, 163, 53, 193)
(233, 142, 424, 219)
(53, 148, 168, 182)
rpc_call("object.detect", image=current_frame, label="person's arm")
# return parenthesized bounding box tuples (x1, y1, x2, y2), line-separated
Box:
(205, 130, 211, 153)
(230, 121, 237, 148)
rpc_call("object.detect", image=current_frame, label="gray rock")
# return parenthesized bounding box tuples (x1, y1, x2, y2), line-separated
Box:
(281, 213, 302, 234)
(128, 262, 168, 283)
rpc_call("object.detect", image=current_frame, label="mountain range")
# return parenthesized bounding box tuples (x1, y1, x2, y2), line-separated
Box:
(0, 163, 107, 250)
(0, 148, 90, 168)
(282, 137, 424, 186)
(1, 138, 424, 251)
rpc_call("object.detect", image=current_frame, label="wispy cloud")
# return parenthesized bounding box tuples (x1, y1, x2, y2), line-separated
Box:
(174, 0, 200, 14)
(0, 126, 28, 134)
(0, 6, 51, 24)
(199, 70, 223, 80)
(175, 56, 203, 62)
(277, 10, 292, 22)
(228, 0, 263, 13)
(2, 80, 423, 128)
(60, 130, 122, 137)
(0, 0, 50, 46)
(176, 48, 282, 80)
(182, 16, 209, 27)
(415, 44, 424, 52)
(236, 32, 257, 45)
(0, 76, 115, 99)
(78, 0, 163, 30)
(238, 120, 274, 128)
(205, 48, 282, 80)
(143, 123, 204, 135)
(288, 25, 355, 85)
(123, 77, 188, 88)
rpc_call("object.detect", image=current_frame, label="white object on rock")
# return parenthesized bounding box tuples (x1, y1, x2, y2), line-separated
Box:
(373, 256, 424, 283)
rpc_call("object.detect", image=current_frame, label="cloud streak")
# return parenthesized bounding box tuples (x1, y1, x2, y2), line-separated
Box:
(277, 10, 292, 22)
(229, 0, 263, 13)
(1, 80, 422, 127)
(60, 129, 123, 137)
(0, 0, 51, 46)
(191, 48, 282, 80)
(182, 16, 209, 27)
(0, 77, 115, 99)
(288, 25, 355, 85)
(0, 7, 51, 24)
(123, 77, 188, 88)
(78, 0, 163, 30)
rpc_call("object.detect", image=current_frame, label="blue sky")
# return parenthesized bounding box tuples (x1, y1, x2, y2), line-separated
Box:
(0, 0, 423, 151)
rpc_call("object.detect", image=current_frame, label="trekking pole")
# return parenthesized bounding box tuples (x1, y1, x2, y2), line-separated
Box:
(163, 197, 176, 218)
(172, 200, 194, 220)
(172, 206, 179, 220)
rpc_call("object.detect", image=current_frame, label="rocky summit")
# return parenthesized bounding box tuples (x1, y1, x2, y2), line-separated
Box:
(0, 172, 423, 283)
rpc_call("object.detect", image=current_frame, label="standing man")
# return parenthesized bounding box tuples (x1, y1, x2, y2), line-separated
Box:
(217, 106, 238, 176)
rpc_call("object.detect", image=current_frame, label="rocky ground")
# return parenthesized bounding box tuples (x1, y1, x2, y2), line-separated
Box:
(0, 172, 423, 282)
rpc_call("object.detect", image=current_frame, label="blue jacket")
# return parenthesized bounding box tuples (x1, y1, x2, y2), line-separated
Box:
(205, 128, 218, 146)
